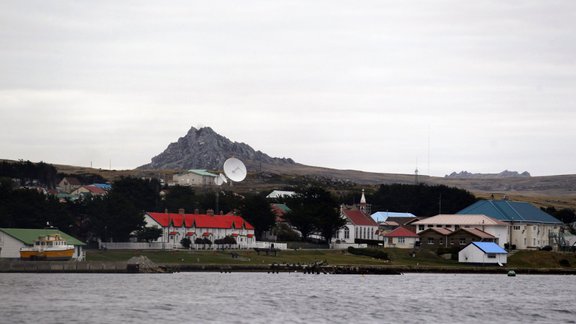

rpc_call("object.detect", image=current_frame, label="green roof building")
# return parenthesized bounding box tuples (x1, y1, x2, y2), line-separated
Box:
(0, 228, 85, 260)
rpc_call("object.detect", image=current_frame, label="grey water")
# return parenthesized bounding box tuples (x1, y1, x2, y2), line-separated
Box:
(0, 273, 574, 324)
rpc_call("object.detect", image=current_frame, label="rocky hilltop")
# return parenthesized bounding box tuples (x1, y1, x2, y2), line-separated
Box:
(445, 170, 531, 179)
(139, 126, 295, 170)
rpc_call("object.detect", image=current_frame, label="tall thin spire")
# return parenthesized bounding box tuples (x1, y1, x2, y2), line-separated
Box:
(360, 189, 366, 204)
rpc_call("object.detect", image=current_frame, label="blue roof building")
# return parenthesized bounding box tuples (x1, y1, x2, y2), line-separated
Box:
(458, 199, 562, 249)
(458, 241, 508, 264)
(458, 200, 561, 224)
(371, 211, 415, 223)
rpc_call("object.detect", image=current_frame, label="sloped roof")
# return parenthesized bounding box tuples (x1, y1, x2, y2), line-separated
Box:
(383, 227, 419, 238)
(458, 200, 562, 224)
(0, 228, 85, 246)
(418, 228, 453, 236)
(470, 242, 507, 254)
(188, 169, 217, 177)
(413, 214, 507, 226)
(449, 228, 496, 239)
(146, 212, 254, 230)
(342, 209, 378, 226)
(82, 185, 107, 195)
(371, 211, 416, 223)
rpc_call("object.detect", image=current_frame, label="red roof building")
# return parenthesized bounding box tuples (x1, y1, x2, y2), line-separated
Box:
(144, 211, 256, 248)
(334, 191, 379, 244)
(380, 227, 420, 249)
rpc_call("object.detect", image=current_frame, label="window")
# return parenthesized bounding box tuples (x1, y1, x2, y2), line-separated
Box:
(427, 225, 433, 228)
(513, 226, 521, 230)
(398, 237, 405, 244)
(459, 238, 466, 245)
(436, 225, 443, 228)
(418, 225, 425, 231)
(445, 225, 452, 229)
(487, 254, 496, 259)
(344, 227, 350, 239)
(428, 238, 434, 245)
(454, 225, 460, 230)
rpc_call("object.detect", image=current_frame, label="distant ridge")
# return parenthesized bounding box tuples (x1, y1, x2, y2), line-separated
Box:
(138, 126, 295, 170)
(445, 170, 531, 179)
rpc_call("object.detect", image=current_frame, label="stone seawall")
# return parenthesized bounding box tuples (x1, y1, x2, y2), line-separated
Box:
(1, 260, 575, 275)
(0, 260, 129, 273)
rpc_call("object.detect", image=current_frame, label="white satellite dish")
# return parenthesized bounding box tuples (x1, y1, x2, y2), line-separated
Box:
(223, 157, 247, 182)
(219, 173, 227, 184)
(214, 173, 228, 186)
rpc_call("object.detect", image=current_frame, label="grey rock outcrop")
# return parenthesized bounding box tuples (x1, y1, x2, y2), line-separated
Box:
(139, 126, 295, 170)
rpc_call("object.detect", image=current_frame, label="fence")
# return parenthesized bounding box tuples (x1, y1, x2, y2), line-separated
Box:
(99, 241, 288, 251)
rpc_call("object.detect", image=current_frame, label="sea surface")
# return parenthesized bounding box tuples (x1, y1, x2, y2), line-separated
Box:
(0, 272, 574, 324)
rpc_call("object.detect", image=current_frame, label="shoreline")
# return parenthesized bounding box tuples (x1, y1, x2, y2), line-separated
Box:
(1, 260, 575, 275)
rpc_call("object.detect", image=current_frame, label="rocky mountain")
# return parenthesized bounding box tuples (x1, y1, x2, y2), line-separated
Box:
(445, 170, 531, 179)
(139, 126, 295, 170)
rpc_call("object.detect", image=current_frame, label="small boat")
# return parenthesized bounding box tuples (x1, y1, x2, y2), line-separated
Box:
(20, 234, 74, 261)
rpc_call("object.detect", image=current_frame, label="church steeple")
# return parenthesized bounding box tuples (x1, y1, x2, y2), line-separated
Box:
(359, 189, 371, 215)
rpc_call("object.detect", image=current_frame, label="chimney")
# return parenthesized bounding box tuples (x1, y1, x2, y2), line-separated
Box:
(178, 208, 185, 215)
(207, 209, 214, 216)
(164, 208, 169, 214)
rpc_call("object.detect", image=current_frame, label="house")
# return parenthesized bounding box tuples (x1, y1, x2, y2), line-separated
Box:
(58, 177, 82, 193)
(380, 227, 419, 249)
(71, 185, 107, 197)
(458, 242, 508, 265)
(334, 190, 378, 244)
(144, 210, 255, 248)
(418, 228, 453, 249)
(458, 199, 563, 249)
(412, 214, 509, 248)
(0, 228, 85, 260)
(447, 228, 498, 247)
(172, 170, 218, 187)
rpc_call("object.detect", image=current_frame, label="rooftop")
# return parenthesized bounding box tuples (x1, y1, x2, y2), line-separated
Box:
(458, 200, 562, 224)
(0, 228, 85, 246)
(413, 214, 507, 226)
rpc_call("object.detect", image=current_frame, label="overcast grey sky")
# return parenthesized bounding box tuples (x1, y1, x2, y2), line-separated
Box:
(1, 1, 575, 176)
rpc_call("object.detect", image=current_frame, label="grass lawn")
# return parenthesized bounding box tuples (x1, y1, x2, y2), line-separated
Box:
(86, 247, 576, 269)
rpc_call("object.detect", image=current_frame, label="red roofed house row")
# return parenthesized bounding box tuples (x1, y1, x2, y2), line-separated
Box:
(333, 190, 379, 244)
(144, 210, 255, 248)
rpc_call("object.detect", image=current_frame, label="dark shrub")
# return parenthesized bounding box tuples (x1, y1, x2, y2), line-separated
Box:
(347, 247, 389, 260)
(180, 237, 191, 249)
(559, 259, 571, 267)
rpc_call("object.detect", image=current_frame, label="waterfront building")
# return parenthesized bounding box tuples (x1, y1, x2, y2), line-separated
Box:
(380, 227, 419, 249)
(144, 210, 255, 248)
(458, 199, 563, 249)
(334, 190, 378, 244)
(0, 228, 85, 260)
(412, 214, 509, 248)
(458, 242, 508, 265)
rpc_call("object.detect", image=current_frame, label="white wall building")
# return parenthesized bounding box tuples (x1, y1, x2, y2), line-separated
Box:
(458, 242, 508, 265)
(144, 211, 256, 248)
(172, 170, 217, 187)
(0, 228, 85, 260)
